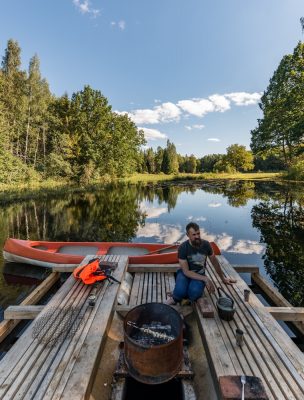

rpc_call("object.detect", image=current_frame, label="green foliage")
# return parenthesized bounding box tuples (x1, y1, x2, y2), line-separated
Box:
(285, 157, 304, 180)
(226, 144, 254, 172)
(200, 154, 223, 172)
(213, 156, 236, 173)
(251, 42, 304, 165)
(0, 147, 40, 184)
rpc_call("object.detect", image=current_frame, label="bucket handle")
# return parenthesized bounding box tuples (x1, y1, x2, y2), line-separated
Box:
(217, 287, 234, 308)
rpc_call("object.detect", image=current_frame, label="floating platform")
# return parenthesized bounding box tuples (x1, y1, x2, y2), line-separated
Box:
(0, 255, 304, 399)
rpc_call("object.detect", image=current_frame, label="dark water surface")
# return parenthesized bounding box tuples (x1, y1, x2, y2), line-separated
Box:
(1, 179, 304, 316)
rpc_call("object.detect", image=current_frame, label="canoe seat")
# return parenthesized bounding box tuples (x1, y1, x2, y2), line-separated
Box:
(107, 246, 149, 256)
(57, 245, 99, 255)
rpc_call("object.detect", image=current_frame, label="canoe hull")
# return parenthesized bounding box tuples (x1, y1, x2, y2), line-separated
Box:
(3, 238, 221, 269)
(3, 239, 180, 268)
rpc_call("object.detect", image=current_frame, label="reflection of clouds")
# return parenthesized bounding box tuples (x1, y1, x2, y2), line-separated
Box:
(187, 216, 207, 222)
(139, 203, 167, 219)
(136, 223, 183, 244)
(136, 223, 264, 255)
(199, 228, 263, 254)
(227, 240, 265, 255)
(208, 202, 222, 208)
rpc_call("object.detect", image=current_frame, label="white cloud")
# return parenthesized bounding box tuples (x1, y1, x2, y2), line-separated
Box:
(73, 0, 100, 17)
(185, 124, 205, 131)
(138, 127, 167, 141)
(178, 98, 215, 117)
(118, 20, 126, 30)
(126, 102, 181, 124)
(207, 138, 220, 142)
(209, 94, 230, 112)
(225, 92, 262, 106)
(117, 91, 260, 126)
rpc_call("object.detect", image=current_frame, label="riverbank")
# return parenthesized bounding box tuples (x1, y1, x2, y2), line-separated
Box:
(0, 172, 283, 204)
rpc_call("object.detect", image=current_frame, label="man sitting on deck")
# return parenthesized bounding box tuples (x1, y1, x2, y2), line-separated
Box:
(166, 222, 236, 305)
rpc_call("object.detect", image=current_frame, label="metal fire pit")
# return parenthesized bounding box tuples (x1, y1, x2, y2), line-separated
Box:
(123, 302, 183, 385)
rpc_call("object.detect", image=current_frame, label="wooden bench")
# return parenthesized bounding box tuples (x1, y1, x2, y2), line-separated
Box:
(194, 255, 304, 400)
(0, 255, 128, 400)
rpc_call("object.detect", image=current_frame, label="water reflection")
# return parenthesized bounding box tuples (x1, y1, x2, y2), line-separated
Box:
(0, 180, 304, 308)
(251, 183, 304, 306)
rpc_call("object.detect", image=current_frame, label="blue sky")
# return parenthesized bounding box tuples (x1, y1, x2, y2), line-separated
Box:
(0, 0, 303, 156)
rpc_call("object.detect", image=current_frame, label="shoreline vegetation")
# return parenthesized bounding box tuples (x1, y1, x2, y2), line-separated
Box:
(0, 172, 285, 204)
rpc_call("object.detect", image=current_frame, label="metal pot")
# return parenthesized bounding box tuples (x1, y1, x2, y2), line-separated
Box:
(123, 302, 183, 384)
(216, 287, 236, 321)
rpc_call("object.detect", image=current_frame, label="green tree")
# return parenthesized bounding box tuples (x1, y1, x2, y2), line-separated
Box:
(200, 154, 223, 172)
(226, 144, 254, 172)
(162, 140, 179, 174)
(0, 39, 27, 156)
(251, 42, 304, 165)
(154, 146, 164, 173)
(24, 54, 51, 166)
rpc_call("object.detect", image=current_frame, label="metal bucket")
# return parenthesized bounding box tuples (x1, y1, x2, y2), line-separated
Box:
(123, 303, 183, 384)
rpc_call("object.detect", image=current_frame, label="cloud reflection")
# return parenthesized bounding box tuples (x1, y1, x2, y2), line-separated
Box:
(136, 223, 264, 255)
(139, 203, 167, 219)
(208, 202, 222, 208)
(136, 223, 183, 244)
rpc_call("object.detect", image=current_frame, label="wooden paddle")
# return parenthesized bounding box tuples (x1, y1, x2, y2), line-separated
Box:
(147, 243, 179, 255)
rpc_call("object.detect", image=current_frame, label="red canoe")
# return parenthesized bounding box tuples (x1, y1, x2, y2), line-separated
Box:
(3, 238, 221, 269)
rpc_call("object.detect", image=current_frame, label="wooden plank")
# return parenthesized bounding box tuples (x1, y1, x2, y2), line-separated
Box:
(0, 275, 84, 397)
(15, 254, 125, 400)
(232, 264, 259, 273)
(4, 305, 44, 320)
(128, 272, 141, 305)
(52, 265, 77, 272)
(156, 272, 162, 302)
(141, 272, 149, 304)
(252, 272, 304, 336)
(147, 272, 152, 302)
(0, 272, 59, 343)
(128, 264, 179, 272)
(52, 256, 129, 400)
(266, 307, 304, 321)
(161, 271, 167, 302)
(17, 284, 91, 400)
(167, 272, 176, 293)
(152, 273, 157, 302)
(206, 261, 293, 399)
(217, 256, 304, 398)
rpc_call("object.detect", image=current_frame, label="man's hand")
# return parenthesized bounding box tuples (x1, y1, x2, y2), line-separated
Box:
(222, 277, 237, 285)
(203, 276, 215, 293)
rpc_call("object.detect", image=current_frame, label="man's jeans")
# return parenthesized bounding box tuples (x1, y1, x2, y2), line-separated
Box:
(172, 269, 206, 302)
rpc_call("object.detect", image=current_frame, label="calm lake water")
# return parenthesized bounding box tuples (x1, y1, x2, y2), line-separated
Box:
(1, 179, 304, 317)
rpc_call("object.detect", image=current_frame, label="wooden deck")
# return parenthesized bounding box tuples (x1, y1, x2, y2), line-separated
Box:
(0, 255, 128, 400)
(194, 255, 304, 400)
(1, 254, 304, 399)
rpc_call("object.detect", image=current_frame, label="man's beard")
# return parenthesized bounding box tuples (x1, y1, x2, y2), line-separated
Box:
(191, 238, 202, 247)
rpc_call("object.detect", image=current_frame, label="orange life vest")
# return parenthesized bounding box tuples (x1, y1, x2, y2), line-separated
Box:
(73, 258, 109, 285)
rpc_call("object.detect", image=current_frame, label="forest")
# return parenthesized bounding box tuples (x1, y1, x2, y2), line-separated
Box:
(0, 39, 303, 185)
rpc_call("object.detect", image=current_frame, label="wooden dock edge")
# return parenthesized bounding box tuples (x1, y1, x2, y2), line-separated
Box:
(251, 272, 304, 336)
(0, 272, 60, 343)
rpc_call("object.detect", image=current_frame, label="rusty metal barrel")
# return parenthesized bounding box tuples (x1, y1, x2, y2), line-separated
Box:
(123, 302, 183, 385)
